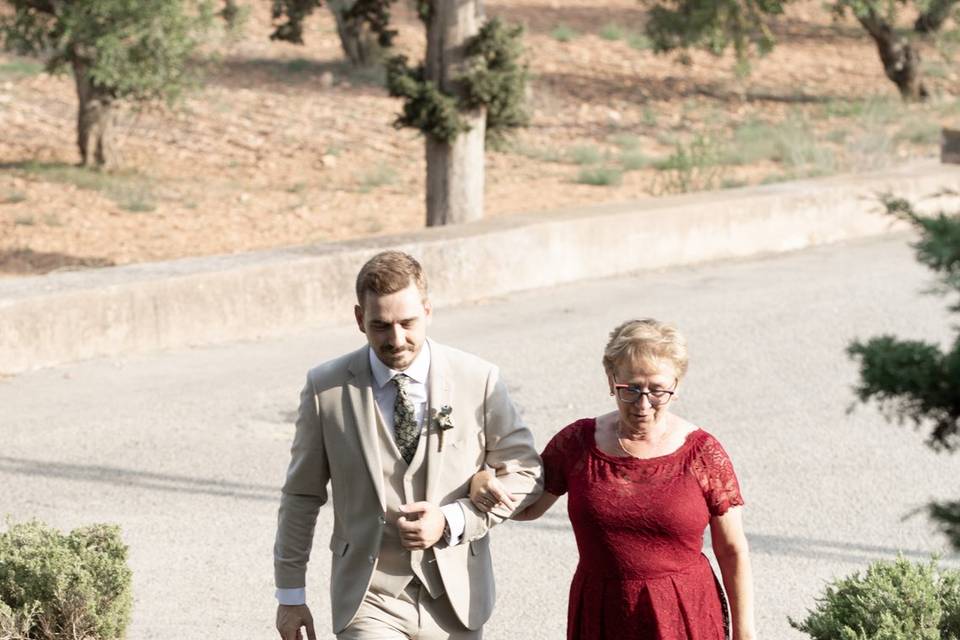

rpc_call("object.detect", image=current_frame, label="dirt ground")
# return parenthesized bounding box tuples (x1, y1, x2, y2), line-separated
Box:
(1, 0, 958, 277)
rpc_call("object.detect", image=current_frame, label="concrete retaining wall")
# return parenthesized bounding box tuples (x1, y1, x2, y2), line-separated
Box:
(2, 159, 958, 375)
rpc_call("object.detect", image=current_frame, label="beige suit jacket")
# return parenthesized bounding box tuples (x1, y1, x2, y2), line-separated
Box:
(274, 339, 543, 633)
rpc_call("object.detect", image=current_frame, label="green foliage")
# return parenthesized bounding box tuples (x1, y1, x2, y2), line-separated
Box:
(653, 134, 722, 193)
(0, 520, 132, 640)
(550, 24, 577, 42)
(387, 18, 529, 144)
(620, 149, 652, 171)
(269, 0, 321, 43)
(570, 145, 603, 165)
(1, 0, 212, 104)
(645, 0, 784, 62)
(895, 119, 942, 145)
(789, 556, 960, 640)
(848, 193, 960, 549)
(575, 166, 623, 186)
(269, 0, 397, 47)
(461, 19, 529, 144)
(599, 23, 624, 41)
(386, 55, 467, 142)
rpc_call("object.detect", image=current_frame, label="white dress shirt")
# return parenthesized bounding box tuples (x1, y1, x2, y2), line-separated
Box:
(276, 342, 465, 606)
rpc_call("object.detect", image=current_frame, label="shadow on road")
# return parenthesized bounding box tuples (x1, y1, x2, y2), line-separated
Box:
(0, 456, 278, 502)
(748, 533, 957, 564)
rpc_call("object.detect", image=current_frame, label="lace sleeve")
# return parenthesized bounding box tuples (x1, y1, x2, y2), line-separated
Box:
(541, 420, 587, 496)
(692, 432, 744, 517)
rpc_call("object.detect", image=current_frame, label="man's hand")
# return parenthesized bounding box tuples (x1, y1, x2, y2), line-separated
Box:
(397, 501, 446, 550)
(276, 604, 316, 640)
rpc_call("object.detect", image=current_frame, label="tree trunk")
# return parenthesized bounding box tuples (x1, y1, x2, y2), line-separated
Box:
(856, 12, 928, 101)
(72, 60, 114, 167)
(914, 0, 956, 32)
(424, 0, 486, 227)
(328, 0, 379, 67)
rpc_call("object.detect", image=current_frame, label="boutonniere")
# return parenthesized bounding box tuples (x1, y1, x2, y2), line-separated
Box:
(431, 405, 454, 451)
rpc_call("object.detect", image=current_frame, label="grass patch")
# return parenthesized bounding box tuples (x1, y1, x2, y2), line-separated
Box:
(619, 149, 651, 171)
(652, 135, 723, 194)
(721, 118, 836, 175)
(610, 133, 641, 150)
(0, 58, 44, 80)
(723, 119, 782, 165)
(356, 162, 397, 192)
(641, 107, 658, 127)
(2, 191, 27, 204)
(569, 144, 603, 165)
(14, 214, 35, 226)
(287, 181, 309, 193)
(845, 130, 891, 171)
(10, 161, 160, 212)
(627, 32, 653, 50)
(826, 129, 849, 144)
(550, 24, 578, 42)
(507, 142, 566, 163)
(599, 23, 624, 41)
(823, 96, 902, 125)
(575, 166, 623, 186)
(895, 119, 942, 145)
(43, 213, 63, 226)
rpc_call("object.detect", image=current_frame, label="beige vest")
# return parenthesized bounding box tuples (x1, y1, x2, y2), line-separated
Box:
(369, 409, 445, 598)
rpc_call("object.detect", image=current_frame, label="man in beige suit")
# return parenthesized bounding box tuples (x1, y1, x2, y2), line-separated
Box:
(274, 250, 543, 639)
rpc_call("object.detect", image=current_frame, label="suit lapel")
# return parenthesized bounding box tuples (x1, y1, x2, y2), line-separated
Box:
(425, 340, 453, 504)
(346, 347, 386, 511)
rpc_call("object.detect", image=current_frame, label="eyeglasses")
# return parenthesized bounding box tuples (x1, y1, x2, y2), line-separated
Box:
(612, 379, 677, 406)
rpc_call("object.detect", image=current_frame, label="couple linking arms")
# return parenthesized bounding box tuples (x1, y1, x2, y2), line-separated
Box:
(274, 250, 755, 640)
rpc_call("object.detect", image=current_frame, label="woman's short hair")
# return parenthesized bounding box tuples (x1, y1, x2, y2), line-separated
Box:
(602, 318, 689, 378)
(355, 250, 428, 304)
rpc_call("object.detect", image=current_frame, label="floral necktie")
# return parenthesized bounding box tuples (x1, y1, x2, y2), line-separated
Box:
(392, 373, 419, 464)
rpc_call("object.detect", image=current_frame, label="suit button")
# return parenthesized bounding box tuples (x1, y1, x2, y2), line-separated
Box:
(378, 515, 386, 525)
(368, 555, 375, 564)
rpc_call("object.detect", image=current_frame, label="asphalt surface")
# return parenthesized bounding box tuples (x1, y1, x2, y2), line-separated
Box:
(2, 232, 959, 639)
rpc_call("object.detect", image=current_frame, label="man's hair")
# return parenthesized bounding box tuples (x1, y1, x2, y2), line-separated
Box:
(355, 250, 428, 304)
(602, 318, 689, 378)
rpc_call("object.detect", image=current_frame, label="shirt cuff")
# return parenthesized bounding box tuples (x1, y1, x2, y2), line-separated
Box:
(276, 587, 306, 606)
(441, 502, 466, 545)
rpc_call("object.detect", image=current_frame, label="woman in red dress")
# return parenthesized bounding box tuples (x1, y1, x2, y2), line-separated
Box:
(470, 318, 756, 640)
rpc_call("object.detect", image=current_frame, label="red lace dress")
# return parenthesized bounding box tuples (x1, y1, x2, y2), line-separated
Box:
(542, 418, 744, 640)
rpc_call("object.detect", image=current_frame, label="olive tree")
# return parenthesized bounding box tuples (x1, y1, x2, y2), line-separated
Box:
(387, 2, 528, 226)
(848, 194, 960, 550)
(268, 0, 397, 67)
(1, 0, 211, 167)
(645, 0, 936, 101)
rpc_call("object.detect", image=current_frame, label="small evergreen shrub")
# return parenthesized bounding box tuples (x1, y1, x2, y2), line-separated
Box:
(0, 520, 132, 640)
(789, 556, 960, 640)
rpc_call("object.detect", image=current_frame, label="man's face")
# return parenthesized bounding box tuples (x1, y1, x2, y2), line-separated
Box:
(355, 281, 432, 371)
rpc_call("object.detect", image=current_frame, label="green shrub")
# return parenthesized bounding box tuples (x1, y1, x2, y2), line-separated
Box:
(599, 23, 624, 41)
(790, 556, 960, 640)
(575, 166, 623, 186)
(550, 24, 577, 42)
(0, 520, 132, 640)
(569, 144, 603, 165)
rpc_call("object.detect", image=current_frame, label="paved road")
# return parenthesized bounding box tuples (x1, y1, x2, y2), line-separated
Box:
(3, 233, 959, 639)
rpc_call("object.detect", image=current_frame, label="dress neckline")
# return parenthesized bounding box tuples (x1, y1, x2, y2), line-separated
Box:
(586, 417, 703, 464)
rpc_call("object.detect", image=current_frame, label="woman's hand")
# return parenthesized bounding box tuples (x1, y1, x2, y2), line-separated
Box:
(469, 469, 519, 512)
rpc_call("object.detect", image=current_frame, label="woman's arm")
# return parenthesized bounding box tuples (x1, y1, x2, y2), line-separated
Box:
(710, 506, 756, 640)
(469, 469, 559, 520)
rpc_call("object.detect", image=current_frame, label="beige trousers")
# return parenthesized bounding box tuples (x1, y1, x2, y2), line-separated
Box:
(337, 582, 482, 640)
